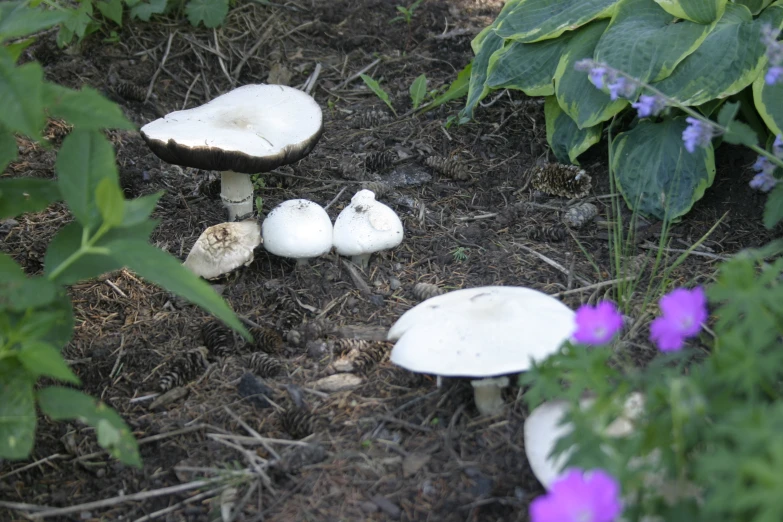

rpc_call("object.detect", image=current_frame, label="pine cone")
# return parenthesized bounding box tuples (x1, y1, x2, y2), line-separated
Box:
(201, 320, 235, 358)
(246, 352, 285, 378)
(247, 325, 284, 355)
(274, 443, 327, 474)
(361, 181, 392, 198)
(424, 156, 469, 180)
(365, 150, 396, 172)
(303, 318, 334, 342)
(352, 342, 391, 374)
(350, 109, 391, 128)
(562, 202, 598, 229)
(525, 224, 568, 242)
(529, 163, 592, 199)
(412, 282, 445, 301)
(329, 338, 372, 356)
(337, 156, 368, 181)
(279, 408, 320, 439)
(159, 347, 209, 392)
(113, 80, 147, 102)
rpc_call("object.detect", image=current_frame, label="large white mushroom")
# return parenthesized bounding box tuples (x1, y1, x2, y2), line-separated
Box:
(140, 84, 323, 221)
(183, 219, 262, 279)
(387, 286, 576, 416)
(261, 199, 333, 266)
(333, 189, 403, 268)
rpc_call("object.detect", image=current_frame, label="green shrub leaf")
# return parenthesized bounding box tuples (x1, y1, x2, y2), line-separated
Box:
(486, 34, 572, 96)
(105, 238, 250, 339)
(544, 96, 602, 164)
(494, 0, 621, 42)
(58, 0, 95, 45)
(554, 19, 627, 129)
(44, 84, 134, 130)
(96, 0, 124, 26)
(95, 177, 126, 227)
(17, 342, 80, 384)
(612, 117, 716, 220)
(653, 0, 727, 23)
(763, 183, 783, 229)
(0, 276, 57, 312)
(185, 0, 229, 28)
(121, 191, 162, 227)
(0, 178, 61, 219)
(0, 129, 16, 173)
(420, 62, 471, 114)
(653, 3, 783, 106)
(360, 74, 397, 116)
(129, 0, 167, 22)
(37, 387, 141, 467)
(6, 38, 36, 62)
(0, 360, 36, 460)
(0, 2, 70, 42)
(0, 50, 45, 139)
(717, 101, 759, 147)
(409, 74, 427, 110)
(753, 72, 783, 136)
(56, 130, 120, 228)
(595, 0, 715, 87)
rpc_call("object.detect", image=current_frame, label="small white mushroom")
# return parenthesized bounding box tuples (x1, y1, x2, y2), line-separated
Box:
(387, 286, 576, 416)
(333, 189, 403, 268)
(183, 219, 262, 279)
(261, 199, 333, 266)
(140, 84, 323, 221)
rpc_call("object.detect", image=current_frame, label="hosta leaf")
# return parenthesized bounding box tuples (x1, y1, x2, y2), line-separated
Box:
(753, 72, 783, 136)
(0, 178, 61, 219)
(612, 117, 716, 220)
(462, 26, 504, 118)
(554, 19, 627, 129)
(654, 0, 727, 23)
(731, 0, 774, 15)
(494, 0, 621, 42)
(652, 3, 783, 106)
(544, 96, 602, 164)
(595, 0, 716, 86)
(486, 33, 573, 96)
(185, 0, 229, 28)
(0, 360, 36, 460)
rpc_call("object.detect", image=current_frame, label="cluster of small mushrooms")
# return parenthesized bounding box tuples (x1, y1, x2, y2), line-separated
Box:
(139, 83, 649, 499)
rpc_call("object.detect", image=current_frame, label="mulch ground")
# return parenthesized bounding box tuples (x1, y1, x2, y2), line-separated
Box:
(0, 0, 776, 520)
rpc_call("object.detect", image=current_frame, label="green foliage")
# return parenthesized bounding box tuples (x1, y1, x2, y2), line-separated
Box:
(360, 74, 397, 116)
(0, 5, 248, 466)
(522, 241, 783, 522)
(418, 63, 472, 115)
(409, 74, 427, 110)
(185, 0, 229, 28)
(389, 0, 423, 25)
(462, 0, 783, 222)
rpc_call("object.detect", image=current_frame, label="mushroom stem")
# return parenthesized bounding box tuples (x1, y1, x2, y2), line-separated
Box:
(470, 377, 510, 416)
(295, 258, 311, 268)
(351, 253, 371, 269)
(220, 170, 254, 220)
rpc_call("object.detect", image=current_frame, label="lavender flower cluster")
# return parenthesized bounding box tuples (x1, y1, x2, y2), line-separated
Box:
(762, 24, 783, 86)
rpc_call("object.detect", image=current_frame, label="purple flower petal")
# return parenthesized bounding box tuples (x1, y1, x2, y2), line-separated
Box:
(650, 316, 686, 352)
(573, 301, 623, 345)
(631, 95, 664, 118)
(530, 468, 623, 522)
(682, 117, 714, 154)
(750, 171, 778, 192)
(766, 66, 783, 86)
(774, 135, 783, 158)
(589, 67, 608, 89)
(607, 78, 627, 101)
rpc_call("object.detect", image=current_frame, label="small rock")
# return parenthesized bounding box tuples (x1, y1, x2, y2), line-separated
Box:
(369, 294, 385, 307)
(237, 372, 275, 409)
(402, 453, 430, 477)
(310, 373, 363, 392)
(389, 277, 402, 290)
(306, 339, 328, 359)
(360, 501, 379, 513)
(330, 358, 354, 373)
(371, 495, 401, 519)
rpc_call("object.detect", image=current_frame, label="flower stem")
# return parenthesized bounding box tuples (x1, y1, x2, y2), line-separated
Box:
(47, 222, 112, 282)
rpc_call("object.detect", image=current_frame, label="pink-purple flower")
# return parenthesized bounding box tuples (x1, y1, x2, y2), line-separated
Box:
(762, 24, 783, 85)
(649, 287, 708, 352)
(530, 468, 623, 522)
(682, 117, 715, 154)
(574, 301, 623, 345)
(631, 94, 665, 118)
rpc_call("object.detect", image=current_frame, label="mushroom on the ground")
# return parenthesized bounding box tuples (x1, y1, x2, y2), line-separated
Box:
(261, 199, 333, 266)
(387, 286, 576, 416)
(140, 84, 323, 221)
(332, 189, 403, 268)
(183, 219, 262, 279)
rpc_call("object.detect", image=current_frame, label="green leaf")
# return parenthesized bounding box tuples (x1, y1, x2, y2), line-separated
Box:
(0, 129, 16, 172)
(544, 96, 602, 164)
(17, 342, 80, 384)
(654, 0, 727, 23)
(185, 0, 229, 28)
(554, 19, 627, 129)
(485, 34, 572, 96)
(763, 183, 783, 229)
(129, 0, 167, 21)
(652, 3, 783, 106)
(97, 0, 124, 26)
(409, 74, 427, 110)
(462, 26, 504, 118)
(419, 62, 471, 114)
(0, 178, 61, 219)
(0, 276, 57, 312)
(0, 49, 45, 139)
(0, 252, 24, 282)
(44, 84, 135, 130)
(37, 387, 141, 467)
(753, 71, 783, 137)
(35, 292, 75, 350)
(121, 191, 162, 227)
(611, 116, 716, 220)
(105, 239, 250, 340)
(6, 37, 36, 62)
(717, 101, 759, 147)
(0, 2, 70, 42)
(732, 0, 774, 15)
(56, 129, 120, 228)
(494, 0, 621, 42)
(360, 74, 397, 117)
(60, 1, 94, 40)
(595, 0, 716, 87)
(0, 360, 36, 460)
(95, 177, 126, 227)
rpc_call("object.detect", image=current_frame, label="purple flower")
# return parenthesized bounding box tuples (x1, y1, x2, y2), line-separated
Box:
(607, 78, 629, 101)
(682, 117, 714, 153)
(631, 95, 665, 118)
(774, 135, 783, 158)
(649, 287, 707, 352)
(766, 66, 783, 86)
(750, 171, 779, 192)
(530, 468, 623, 522)
(589, 66, 608, 89)
(573, 301, 623, 345)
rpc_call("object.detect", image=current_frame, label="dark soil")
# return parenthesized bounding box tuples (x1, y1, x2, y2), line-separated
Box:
(0, 1, 777, 521)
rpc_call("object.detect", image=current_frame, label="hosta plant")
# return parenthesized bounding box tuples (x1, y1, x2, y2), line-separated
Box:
(462, 0, 783, 222)
(0, 3, 248, 466)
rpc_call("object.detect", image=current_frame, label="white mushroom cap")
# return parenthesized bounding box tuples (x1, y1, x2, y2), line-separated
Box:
(183, 220, 262, 279)
(524, 393, 646, 490)
(140, 84, 323, 174)
(261, 199, 333, 260)
(333, 189, 403, 257)
(388, 286, 576, 377)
